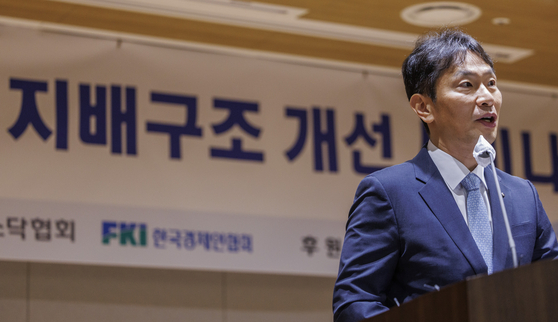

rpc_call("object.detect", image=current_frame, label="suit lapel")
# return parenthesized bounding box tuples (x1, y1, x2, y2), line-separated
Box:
(485, 165, 512, 271)
(413, 149, 488, 275)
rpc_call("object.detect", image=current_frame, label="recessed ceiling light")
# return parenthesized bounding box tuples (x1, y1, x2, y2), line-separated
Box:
(401, 2, 482, 27)
(492, 17, 511, 25)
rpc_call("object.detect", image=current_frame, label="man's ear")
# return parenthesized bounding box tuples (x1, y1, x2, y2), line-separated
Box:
(409, 94, 434, 124)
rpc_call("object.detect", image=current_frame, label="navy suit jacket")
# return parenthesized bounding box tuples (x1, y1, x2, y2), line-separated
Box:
(333, 147, 558, 322)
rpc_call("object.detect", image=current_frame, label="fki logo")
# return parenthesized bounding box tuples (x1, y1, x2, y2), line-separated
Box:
(102, 221, 147, 246)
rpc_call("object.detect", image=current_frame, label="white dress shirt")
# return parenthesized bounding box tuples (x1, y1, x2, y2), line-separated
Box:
(427, 141, 492, 229)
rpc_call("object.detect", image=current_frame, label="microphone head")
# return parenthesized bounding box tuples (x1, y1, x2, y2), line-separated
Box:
(473, 135, 496, 167)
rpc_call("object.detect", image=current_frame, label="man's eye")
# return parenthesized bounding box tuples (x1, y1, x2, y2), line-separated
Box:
(460, 82, 472, 87)
(488, 80, 496, 86)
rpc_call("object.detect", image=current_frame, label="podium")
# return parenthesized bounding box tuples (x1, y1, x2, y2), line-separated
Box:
(363, 259, 558, 322)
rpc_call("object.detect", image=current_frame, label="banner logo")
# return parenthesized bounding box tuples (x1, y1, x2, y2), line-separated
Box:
(102, 221, 147, 247)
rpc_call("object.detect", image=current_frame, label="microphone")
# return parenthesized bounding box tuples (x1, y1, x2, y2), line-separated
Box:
(473, 135, 518, 269)
(473, 135, 495, 167)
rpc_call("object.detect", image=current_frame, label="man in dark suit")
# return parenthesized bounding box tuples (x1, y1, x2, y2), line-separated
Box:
(332, 29, 558, 322)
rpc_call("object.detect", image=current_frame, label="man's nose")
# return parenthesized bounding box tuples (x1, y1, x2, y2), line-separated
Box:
(477, 85, 495, 107)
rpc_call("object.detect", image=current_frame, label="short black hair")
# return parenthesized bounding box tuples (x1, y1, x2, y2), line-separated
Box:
(402, 29, 494, 102)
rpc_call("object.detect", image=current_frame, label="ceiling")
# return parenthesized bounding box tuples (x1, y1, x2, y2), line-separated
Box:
(1, 0, 557, 88)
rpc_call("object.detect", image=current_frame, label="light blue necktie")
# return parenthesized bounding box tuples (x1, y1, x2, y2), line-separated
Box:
(461, 173, 493, 274)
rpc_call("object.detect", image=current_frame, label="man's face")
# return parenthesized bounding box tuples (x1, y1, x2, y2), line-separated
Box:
(428, 52, 502, 151)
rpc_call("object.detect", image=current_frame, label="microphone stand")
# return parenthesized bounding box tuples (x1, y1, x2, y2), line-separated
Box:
(475, 135, 518, 270)
(488, 160, 519, 268)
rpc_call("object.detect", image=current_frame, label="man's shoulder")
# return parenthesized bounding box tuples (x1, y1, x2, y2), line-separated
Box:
(493, 167, 534, 191)
(493, 167, 529, 183)
(359, 161, 417, 190)
(369, 161, 415, 178)
(364, 148, 429, 182)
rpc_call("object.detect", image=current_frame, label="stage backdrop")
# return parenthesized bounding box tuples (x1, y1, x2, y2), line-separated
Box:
(1, 18, 557, 277)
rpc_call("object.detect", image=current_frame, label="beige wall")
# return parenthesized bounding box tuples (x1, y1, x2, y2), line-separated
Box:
(0, 260, 335, 322)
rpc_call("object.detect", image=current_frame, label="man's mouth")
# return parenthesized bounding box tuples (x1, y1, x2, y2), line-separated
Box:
(478, 115, 496, 123)
(480, 116, 494, 122)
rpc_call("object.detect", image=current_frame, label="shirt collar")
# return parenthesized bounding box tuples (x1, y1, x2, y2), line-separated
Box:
(427, 141, 487, 191)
